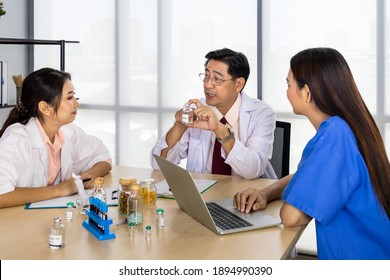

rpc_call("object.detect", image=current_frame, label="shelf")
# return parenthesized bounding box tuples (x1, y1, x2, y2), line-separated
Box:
(0, 38, 80, 109)
(0, 37, 80, 71)
(0, 104, 15, 109)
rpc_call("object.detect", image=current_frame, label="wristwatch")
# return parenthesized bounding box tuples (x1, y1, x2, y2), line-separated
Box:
(217, 127, 235, 144)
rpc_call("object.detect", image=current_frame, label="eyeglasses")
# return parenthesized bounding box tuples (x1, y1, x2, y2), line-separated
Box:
(198, 73, 233, 86)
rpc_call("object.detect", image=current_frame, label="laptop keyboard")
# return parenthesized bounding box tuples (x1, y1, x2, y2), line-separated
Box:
(206, 202, 253, 230)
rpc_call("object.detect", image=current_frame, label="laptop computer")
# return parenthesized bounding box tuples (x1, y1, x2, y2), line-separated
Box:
(154, 154, 281, 235)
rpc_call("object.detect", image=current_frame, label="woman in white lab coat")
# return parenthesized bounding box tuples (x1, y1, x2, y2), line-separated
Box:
(0, 68, 112, 208)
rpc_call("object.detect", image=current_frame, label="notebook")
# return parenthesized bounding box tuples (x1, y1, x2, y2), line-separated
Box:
(154, 154, 281, 235)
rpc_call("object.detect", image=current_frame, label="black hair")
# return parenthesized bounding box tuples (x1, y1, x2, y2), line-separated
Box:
(205, 48, 250, 90)
(291, 47, 390, 218)
(0, 68, 71, 138)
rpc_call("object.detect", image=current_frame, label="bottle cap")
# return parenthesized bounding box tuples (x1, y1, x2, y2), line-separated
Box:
(119, 177, 137, 186)
(94, 177, 104, 187)
(140, 178, 156, 185)
(129, 222, 135, 227)
(66, 202, 74, 207)
(130, 184, 140, 192)
(146, 226, 151, 230)
(156, 208, 164, 213)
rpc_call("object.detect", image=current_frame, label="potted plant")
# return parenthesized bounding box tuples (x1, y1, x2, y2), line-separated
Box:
(0, 2, 6, 17)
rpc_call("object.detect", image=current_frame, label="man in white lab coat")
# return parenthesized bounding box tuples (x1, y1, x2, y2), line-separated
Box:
(150, 48, 276, 180)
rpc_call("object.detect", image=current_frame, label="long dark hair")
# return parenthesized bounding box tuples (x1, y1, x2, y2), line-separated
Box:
(290, 47, 390, 218)
(0, 68, 71, 138)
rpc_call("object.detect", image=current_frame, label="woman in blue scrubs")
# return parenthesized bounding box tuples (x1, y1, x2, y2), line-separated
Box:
(234, 48, 390, 260)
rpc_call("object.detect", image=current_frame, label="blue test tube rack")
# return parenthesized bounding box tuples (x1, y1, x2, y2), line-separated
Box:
(82, 197, 116, 241)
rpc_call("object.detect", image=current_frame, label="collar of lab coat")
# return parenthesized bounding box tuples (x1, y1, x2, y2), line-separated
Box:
(25, 118, 73, 184)
(25, 118, 49, 182)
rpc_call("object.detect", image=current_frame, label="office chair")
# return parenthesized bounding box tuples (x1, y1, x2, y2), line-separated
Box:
(270, 121, 291, 179)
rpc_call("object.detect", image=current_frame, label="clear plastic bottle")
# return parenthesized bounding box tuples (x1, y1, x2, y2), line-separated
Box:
(74, 175, 87, 201)
(127, 184, 143, 226)
(156, 208, 165, 229)
(66, 202, 74, 221)
(182, 102, 196, 124)
(140, 178, 157, 206)
(49, 217, 65, 249)
(92, 177, 107, 203)
(145, 225, 152, 241)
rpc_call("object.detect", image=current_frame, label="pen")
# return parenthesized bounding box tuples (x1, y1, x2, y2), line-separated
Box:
(82, 178, 92, 183)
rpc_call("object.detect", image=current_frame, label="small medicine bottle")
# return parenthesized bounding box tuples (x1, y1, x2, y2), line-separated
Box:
(129, 222, 136, 238)
(49, 217, 65, 249)
(145, 225, 152, 241)
(182, 102, 196, 124)
(66, 202, 74, 221)
(156, 208, 165, 229)
(92, 177, 107, 203)
(140, 178, 157, 206)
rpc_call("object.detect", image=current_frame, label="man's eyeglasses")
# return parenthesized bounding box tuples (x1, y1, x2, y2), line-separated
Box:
(198, 73, 233, 86)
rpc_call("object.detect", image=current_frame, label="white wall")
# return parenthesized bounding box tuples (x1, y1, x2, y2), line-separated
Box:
(0, 0, 30, 106)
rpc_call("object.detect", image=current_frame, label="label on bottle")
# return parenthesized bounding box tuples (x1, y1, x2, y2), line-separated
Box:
(182, 112, 190, 124)
(157, 216, 165, 228)
(66, 210, 73, 221)
(49, 234, 63, 248)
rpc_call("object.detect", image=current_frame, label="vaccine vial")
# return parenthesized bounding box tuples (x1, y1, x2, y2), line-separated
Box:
(182, 102, 196, 124)
(66, 202, 74, 221)
(145, 225, 152, 241)
(49, 217, 65, 249)
(129, 222, 136, 238)
(156, 208, 165, 229)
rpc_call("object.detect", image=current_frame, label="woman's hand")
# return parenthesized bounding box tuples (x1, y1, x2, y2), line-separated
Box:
(80, 172, 94, 189)
(58, 177, 78, 196)
(233, 187, 269, 213)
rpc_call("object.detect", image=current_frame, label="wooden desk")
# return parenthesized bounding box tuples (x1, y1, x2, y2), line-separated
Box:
(0, 166, 305, 260)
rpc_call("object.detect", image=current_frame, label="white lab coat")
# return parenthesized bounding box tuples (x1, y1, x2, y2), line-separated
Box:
(0, 118, 112, 195)
(150, 92, 277, 179)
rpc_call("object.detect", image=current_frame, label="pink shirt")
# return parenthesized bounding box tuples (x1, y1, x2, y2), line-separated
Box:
(35, 118, 65, 185)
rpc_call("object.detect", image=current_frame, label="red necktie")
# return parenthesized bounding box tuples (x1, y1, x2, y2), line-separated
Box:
(211, 117, 232, 175)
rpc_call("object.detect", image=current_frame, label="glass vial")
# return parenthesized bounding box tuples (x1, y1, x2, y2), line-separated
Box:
(156, 208, 165, 229)
(66, 202, 74, 221)
(129, 222, 136, 238)
(118, 177, 137, 216)
(92, 177, 107, 203)
(49, 217, 65, 249)
(182, 102, 195, 124)
(127, 184, 143, 226)
(145, 225, 152, 241)
(140, 178, 157, 206)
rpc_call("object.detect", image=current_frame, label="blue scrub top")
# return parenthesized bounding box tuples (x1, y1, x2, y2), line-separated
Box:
(282, 116, 390, 260)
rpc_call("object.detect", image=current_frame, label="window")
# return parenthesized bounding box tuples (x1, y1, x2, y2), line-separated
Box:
(262, 0, 386, 170)
(34, 0, 258, 168)
(34, 1, 388, 172)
